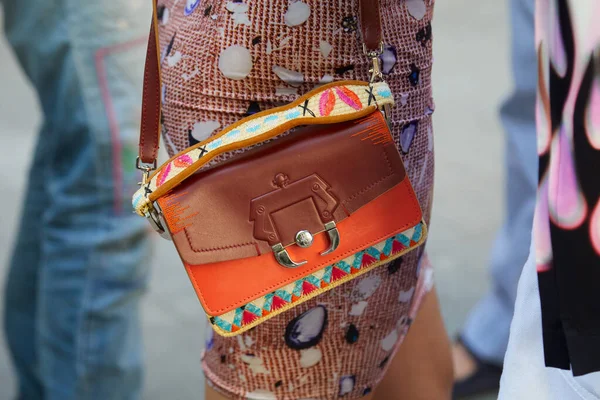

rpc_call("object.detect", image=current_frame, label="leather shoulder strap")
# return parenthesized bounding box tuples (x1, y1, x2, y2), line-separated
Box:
(360, 0, 383, 53)
(138, 1, 161, 165)
(137, 0, 382, 166)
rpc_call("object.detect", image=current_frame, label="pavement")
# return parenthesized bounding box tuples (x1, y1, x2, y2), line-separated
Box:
(0, 1, 510, 399)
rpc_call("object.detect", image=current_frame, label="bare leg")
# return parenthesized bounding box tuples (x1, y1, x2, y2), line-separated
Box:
(205, 384, 228, 400)
(373, 289, 453, 400)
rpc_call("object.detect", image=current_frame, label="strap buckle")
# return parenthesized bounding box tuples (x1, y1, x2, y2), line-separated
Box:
(135, 157, 169, 240)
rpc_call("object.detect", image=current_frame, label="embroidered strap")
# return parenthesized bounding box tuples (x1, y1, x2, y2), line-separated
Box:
(132, 80, 395, 215)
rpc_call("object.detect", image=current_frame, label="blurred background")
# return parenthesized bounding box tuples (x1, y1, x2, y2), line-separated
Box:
(0, 1, 507, 399)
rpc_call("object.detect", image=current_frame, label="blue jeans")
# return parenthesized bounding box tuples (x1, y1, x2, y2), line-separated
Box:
(461, 0, 538, 365)
(2, 1, 151, 399)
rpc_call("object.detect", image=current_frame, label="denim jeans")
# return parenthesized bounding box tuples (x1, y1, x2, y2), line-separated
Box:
(1, 0, 151, 399)
(460, 0, 539, 365)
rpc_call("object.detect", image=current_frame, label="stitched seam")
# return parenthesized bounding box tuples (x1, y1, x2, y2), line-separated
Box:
(151, 5, 161, 161)
(344, 150, 394, 203)
(140, 33, 150, 153)
(210, 225, 427, 337)
(140, 59, 148, 151)
(183, 228, 259, 254)
(191, 181, 422, 314)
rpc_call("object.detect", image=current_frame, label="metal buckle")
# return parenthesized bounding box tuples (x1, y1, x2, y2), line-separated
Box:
(136, 157, 169, 239)
(272, 221, 341, 268)
(362, 42, 393, 127)
(362, 42, 384, 57)
(363, 42, 385, 83)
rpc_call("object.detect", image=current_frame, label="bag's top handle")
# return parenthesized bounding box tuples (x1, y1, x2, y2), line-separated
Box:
(136, 0, 384, 171)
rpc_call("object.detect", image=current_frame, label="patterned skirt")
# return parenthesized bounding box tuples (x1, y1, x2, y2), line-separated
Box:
(155, 0, 436, 398)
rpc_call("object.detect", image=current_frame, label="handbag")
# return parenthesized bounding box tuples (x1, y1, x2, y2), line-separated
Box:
(132, 0, 427, 337)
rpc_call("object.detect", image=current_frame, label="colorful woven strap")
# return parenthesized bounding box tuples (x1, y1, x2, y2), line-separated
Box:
(132, 80, 394, 216)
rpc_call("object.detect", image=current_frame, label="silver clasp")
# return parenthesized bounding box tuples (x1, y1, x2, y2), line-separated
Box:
(320, 221, 340, 256)
(272, 222, 341, 268)
(144, 201, 171, 240)
(136, 157, 157, 186)
(136, 158, 170, 240)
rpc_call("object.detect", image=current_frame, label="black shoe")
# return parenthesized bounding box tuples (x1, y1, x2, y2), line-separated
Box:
(452, 336, 503, 399)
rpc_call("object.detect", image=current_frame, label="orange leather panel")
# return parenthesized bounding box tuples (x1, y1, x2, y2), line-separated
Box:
(182, 179, 421, 315)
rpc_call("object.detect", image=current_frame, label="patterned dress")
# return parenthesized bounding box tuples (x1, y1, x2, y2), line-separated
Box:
(155, 0, 436, 398)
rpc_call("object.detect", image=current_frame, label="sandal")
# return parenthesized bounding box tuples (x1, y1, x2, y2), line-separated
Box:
(452, 336, 503, 399)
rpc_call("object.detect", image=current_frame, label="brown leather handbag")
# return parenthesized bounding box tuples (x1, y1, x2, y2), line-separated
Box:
(132, 0, 427, 336)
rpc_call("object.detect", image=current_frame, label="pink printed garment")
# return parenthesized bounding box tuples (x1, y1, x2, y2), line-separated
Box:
(534, 0, 600, 376)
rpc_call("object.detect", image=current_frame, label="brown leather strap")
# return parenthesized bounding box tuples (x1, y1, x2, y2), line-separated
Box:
(138, 1, 161, 165)
(137, 0, 382, 165)
(360, 0, 383, 53)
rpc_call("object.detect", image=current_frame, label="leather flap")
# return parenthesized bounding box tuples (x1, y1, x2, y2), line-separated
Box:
(160, 112, 408, 265)
(185, 180, 422, 316)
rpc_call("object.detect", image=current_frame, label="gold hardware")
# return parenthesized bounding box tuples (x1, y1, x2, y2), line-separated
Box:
(363, 42, 385, 83)
(362, 42, 392, 126)
(369, 54, 383, 83)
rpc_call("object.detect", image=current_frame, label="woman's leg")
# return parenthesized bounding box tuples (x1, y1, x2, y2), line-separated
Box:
(205, 385, 228, 400)
(373, 289, 453, 400)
